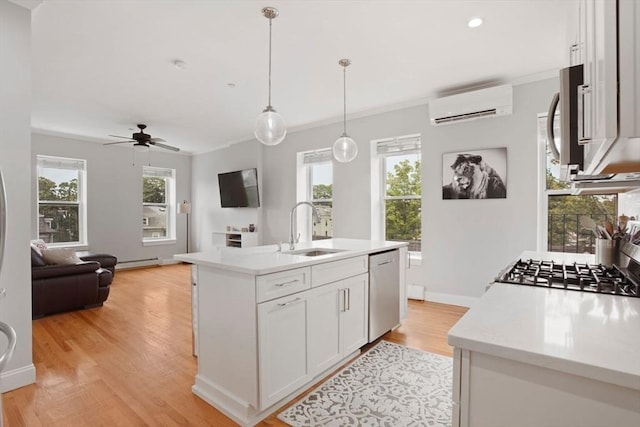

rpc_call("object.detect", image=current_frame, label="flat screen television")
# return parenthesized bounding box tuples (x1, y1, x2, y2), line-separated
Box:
(218, 168, 260, 208)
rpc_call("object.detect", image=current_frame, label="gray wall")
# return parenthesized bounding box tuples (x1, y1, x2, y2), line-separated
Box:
(199, 78, 557, 304)
(31, 133, 192, 265)
(191, 141, 262, 252)
(0, 0, 35, 392)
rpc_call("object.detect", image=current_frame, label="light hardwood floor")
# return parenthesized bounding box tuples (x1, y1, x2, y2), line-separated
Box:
(3, 264, 467, 426)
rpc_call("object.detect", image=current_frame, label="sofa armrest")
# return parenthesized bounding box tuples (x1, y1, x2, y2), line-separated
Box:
(32, 261, 100, 280)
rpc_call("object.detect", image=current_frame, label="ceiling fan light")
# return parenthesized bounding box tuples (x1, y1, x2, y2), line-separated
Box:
(255, 109, 286, 146)
(133, 142, 149, 153)
(333, 135, 358, 163)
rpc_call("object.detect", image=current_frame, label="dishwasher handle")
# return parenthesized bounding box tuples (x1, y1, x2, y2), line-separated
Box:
(377, 259, 394, 266)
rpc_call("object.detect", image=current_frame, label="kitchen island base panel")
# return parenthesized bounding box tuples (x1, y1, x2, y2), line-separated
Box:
(454, 350, 640, 427)
(193, 350, 361, 427)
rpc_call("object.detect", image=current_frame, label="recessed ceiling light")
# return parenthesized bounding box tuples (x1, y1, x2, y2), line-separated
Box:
(468, 17, 483, 28)
(173, 59, 186, 70)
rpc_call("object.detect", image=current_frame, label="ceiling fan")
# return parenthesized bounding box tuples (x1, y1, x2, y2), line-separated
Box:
(105, 124, 180, 152)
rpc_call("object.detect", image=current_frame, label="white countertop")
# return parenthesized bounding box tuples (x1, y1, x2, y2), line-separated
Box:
(448, 251, 640, 391)
(174, 238, 407, 275)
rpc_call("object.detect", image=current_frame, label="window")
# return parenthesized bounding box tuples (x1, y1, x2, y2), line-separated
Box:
(297, 148, 333, 241)
(37, 155, 87, 246)
(143, 166, 176, 242)
(537, 115, 617, 253)
(375, 135, 422, 252)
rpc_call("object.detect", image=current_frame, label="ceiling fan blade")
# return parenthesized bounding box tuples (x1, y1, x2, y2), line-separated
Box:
(108, 134, 132, 139)
(150, 141, 180, 152)
(104, 140, 134, 146)
(149, 137, 166, 143)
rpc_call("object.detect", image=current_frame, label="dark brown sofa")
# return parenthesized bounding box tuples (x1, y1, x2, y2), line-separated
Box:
(31, 247, 116, 318)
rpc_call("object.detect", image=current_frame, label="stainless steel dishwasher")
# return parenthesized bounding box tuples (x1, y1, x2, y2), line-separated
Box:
(368, 249, 400, 342)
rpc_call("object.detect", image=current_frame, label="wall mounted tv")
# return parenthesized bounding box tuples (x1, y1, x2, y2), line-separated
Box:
(218, 168, 260, 208)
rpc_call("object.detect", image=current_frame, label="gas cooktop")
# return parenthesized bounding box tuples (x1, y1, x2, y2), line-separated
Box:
(496, 242, 640, 298)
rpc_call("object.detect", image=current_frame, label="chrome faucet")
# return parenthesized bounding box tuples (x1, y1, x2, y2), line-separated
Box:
(289, 201, 320, 250)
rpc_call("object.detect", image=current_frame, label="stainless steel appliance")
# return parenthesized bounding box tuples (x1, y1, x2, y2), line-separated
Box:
(0, 170, 17, 427)
(368, 249, 400, 342)
(495, 242, 640, 297)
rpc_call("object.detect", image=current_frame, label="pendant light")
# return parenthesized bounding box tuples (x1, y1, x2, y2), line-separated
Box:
(255, 6, 286, 146)
(333, 59, 358, 163)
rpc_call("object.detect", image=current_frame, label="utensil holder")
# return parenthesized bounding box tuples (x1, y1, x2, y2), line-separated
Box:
(595, 238, 619, 267)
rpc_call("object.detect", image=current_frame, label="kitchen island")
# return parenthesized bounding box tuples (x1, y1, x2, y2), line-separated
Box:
(175, 238, 407, 426)
(448, 251, 640, 427)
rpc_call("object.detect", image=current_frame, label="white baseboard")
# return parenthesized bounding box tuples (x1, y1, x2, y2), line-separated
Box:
(0, 363, 36, 393)
(161, 258, 181, 266)
(424, 291, 477, 308)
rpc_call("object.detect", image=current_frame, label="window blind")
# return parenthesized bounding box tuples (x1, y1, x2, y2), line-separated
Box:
(143, 166, 174, 178)
(376, 135, 421, 155)
(37, 155, 85, 171)
(303, 148, 333, 164)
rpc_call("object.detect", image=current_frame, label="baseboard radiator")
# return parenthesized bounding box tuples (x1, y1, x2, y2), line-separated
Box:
(115, 257, 160, 270)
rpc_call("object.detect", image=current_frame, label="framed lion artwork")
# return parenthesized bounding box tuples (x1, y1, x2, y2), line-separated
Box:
(442, 148, 507, 199)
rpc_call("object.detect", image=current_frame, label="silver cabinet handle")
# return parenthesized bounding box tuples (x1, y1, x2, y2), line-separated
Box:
(578, 84, 592, 144)
(275, 279, 299, 287)
(277, 297, 302, 308)
(0, 321, 17, 372)
(345, 287, 350, 311)
(377, 259, 393, 266)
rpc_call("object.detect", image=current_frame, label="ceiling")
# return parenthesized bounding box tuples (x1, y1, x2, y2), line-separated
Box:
(30, 0, 577, 155)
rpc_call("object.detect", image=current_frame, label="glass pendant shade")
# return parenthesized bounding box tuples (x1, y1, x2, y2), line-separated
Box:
(333, 135, 358, 163)
(133, 143, 149, 153)
(255, 108, 286, 146)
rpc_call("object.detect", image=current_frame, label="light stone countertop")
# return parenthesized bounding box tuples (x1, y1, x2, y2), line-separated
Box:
(174, 238, 408, 275)
(448, 250, 640, 390)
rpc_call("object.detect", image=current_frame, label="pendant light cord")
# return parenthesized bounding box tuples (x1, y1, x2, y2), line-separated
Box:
(342, 64, 347, 136)
(267, 16, 273, 108)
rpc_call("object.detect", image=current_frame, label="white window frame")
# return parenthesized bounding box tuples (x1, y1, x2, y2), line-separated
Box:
(142, 166, 176, 245)
(36, 155, 87, 248)
(370, 134, 422, 253)
(296, 148, 333, 242)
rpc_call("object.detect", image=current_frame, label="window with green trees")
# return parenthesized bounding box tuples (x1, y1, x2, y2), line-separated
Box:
(375, 135, 422, 252)
(143, 166, 175, 241)
(37, 156, 86, 245)
(540, 115, 617, 253)
(310, 161, 333, 240)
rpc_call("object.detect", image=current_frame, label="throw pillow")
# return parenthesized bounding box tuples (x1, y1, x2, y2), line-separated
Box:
(30, 239, 48, 255)
(41, 248, 82, 265)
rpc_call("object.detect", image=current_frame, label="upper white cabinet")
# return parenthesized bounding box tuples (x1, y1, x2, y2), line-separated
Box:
(575, 0, 640, 174)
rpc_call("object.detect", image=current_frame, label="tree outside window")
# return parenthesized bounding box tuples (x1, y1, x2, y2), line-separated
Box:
(37, 156, 86, 245)
(384, 154, 421, 251)
(310, 162, 332, 240)
(143, 167, 174, 241)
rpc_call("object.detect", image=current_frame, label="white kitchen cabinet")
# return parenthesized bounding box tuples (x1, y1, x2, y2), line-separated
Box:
(307, 273, 368, 376)
(258, 292, 311, 409)
(452, 348, 640, 427)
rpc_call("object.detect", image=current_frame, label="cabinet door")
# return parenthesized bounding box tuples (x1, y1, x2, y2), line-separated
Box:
(307, 281, 342, 375)
(579, 0, 618, 171)
(258, 293, 310, 409)
(341, 273, 369, 355)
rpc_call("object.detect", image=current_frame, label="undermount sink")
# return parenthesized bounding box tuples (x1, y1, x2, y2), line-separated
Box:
(289, 248, 345, 257)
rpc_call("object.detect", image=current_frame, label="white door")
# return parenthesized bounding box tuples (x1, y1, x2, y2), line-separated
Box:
(307, 281, 342, 375)
(258, 293, 310, 409)
(341, 273, 369, 356)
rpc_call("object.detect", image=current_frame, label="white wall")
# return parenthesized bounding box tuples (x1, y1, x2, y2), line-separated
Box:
(256, 78, 557, 304)
(31, 133, 192, 265)
(191, 141, 262, 252)
(0, 0, 36, 392)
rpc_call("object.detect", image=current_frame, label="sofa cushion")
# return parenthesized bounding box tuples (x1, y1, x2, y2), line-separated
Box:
(32, 261, 100, 280)
(30, 239, 48, 255)
(31, 247, 46, 267)
(41, 248, 82, 265)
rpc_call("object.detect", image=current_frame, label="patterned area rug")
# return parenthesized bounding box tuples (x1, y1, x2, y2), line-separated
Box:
(277, 340, 453, 427)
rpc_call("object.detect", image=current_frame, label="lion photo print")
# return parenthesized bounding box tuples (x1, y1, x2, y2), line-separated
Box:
(442, 148, 507, 199)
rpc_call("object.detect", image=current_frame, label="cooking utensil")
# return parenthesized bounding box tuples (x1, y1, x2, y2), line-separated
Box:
(580, 216, 598, 237)
(597, 225, 611, 239)
(604, 220, 614, 238)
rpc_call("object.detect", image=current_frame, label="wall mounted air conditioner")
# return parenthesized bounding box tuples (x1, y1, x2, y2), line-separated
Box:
(429, 84, 513, 125)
